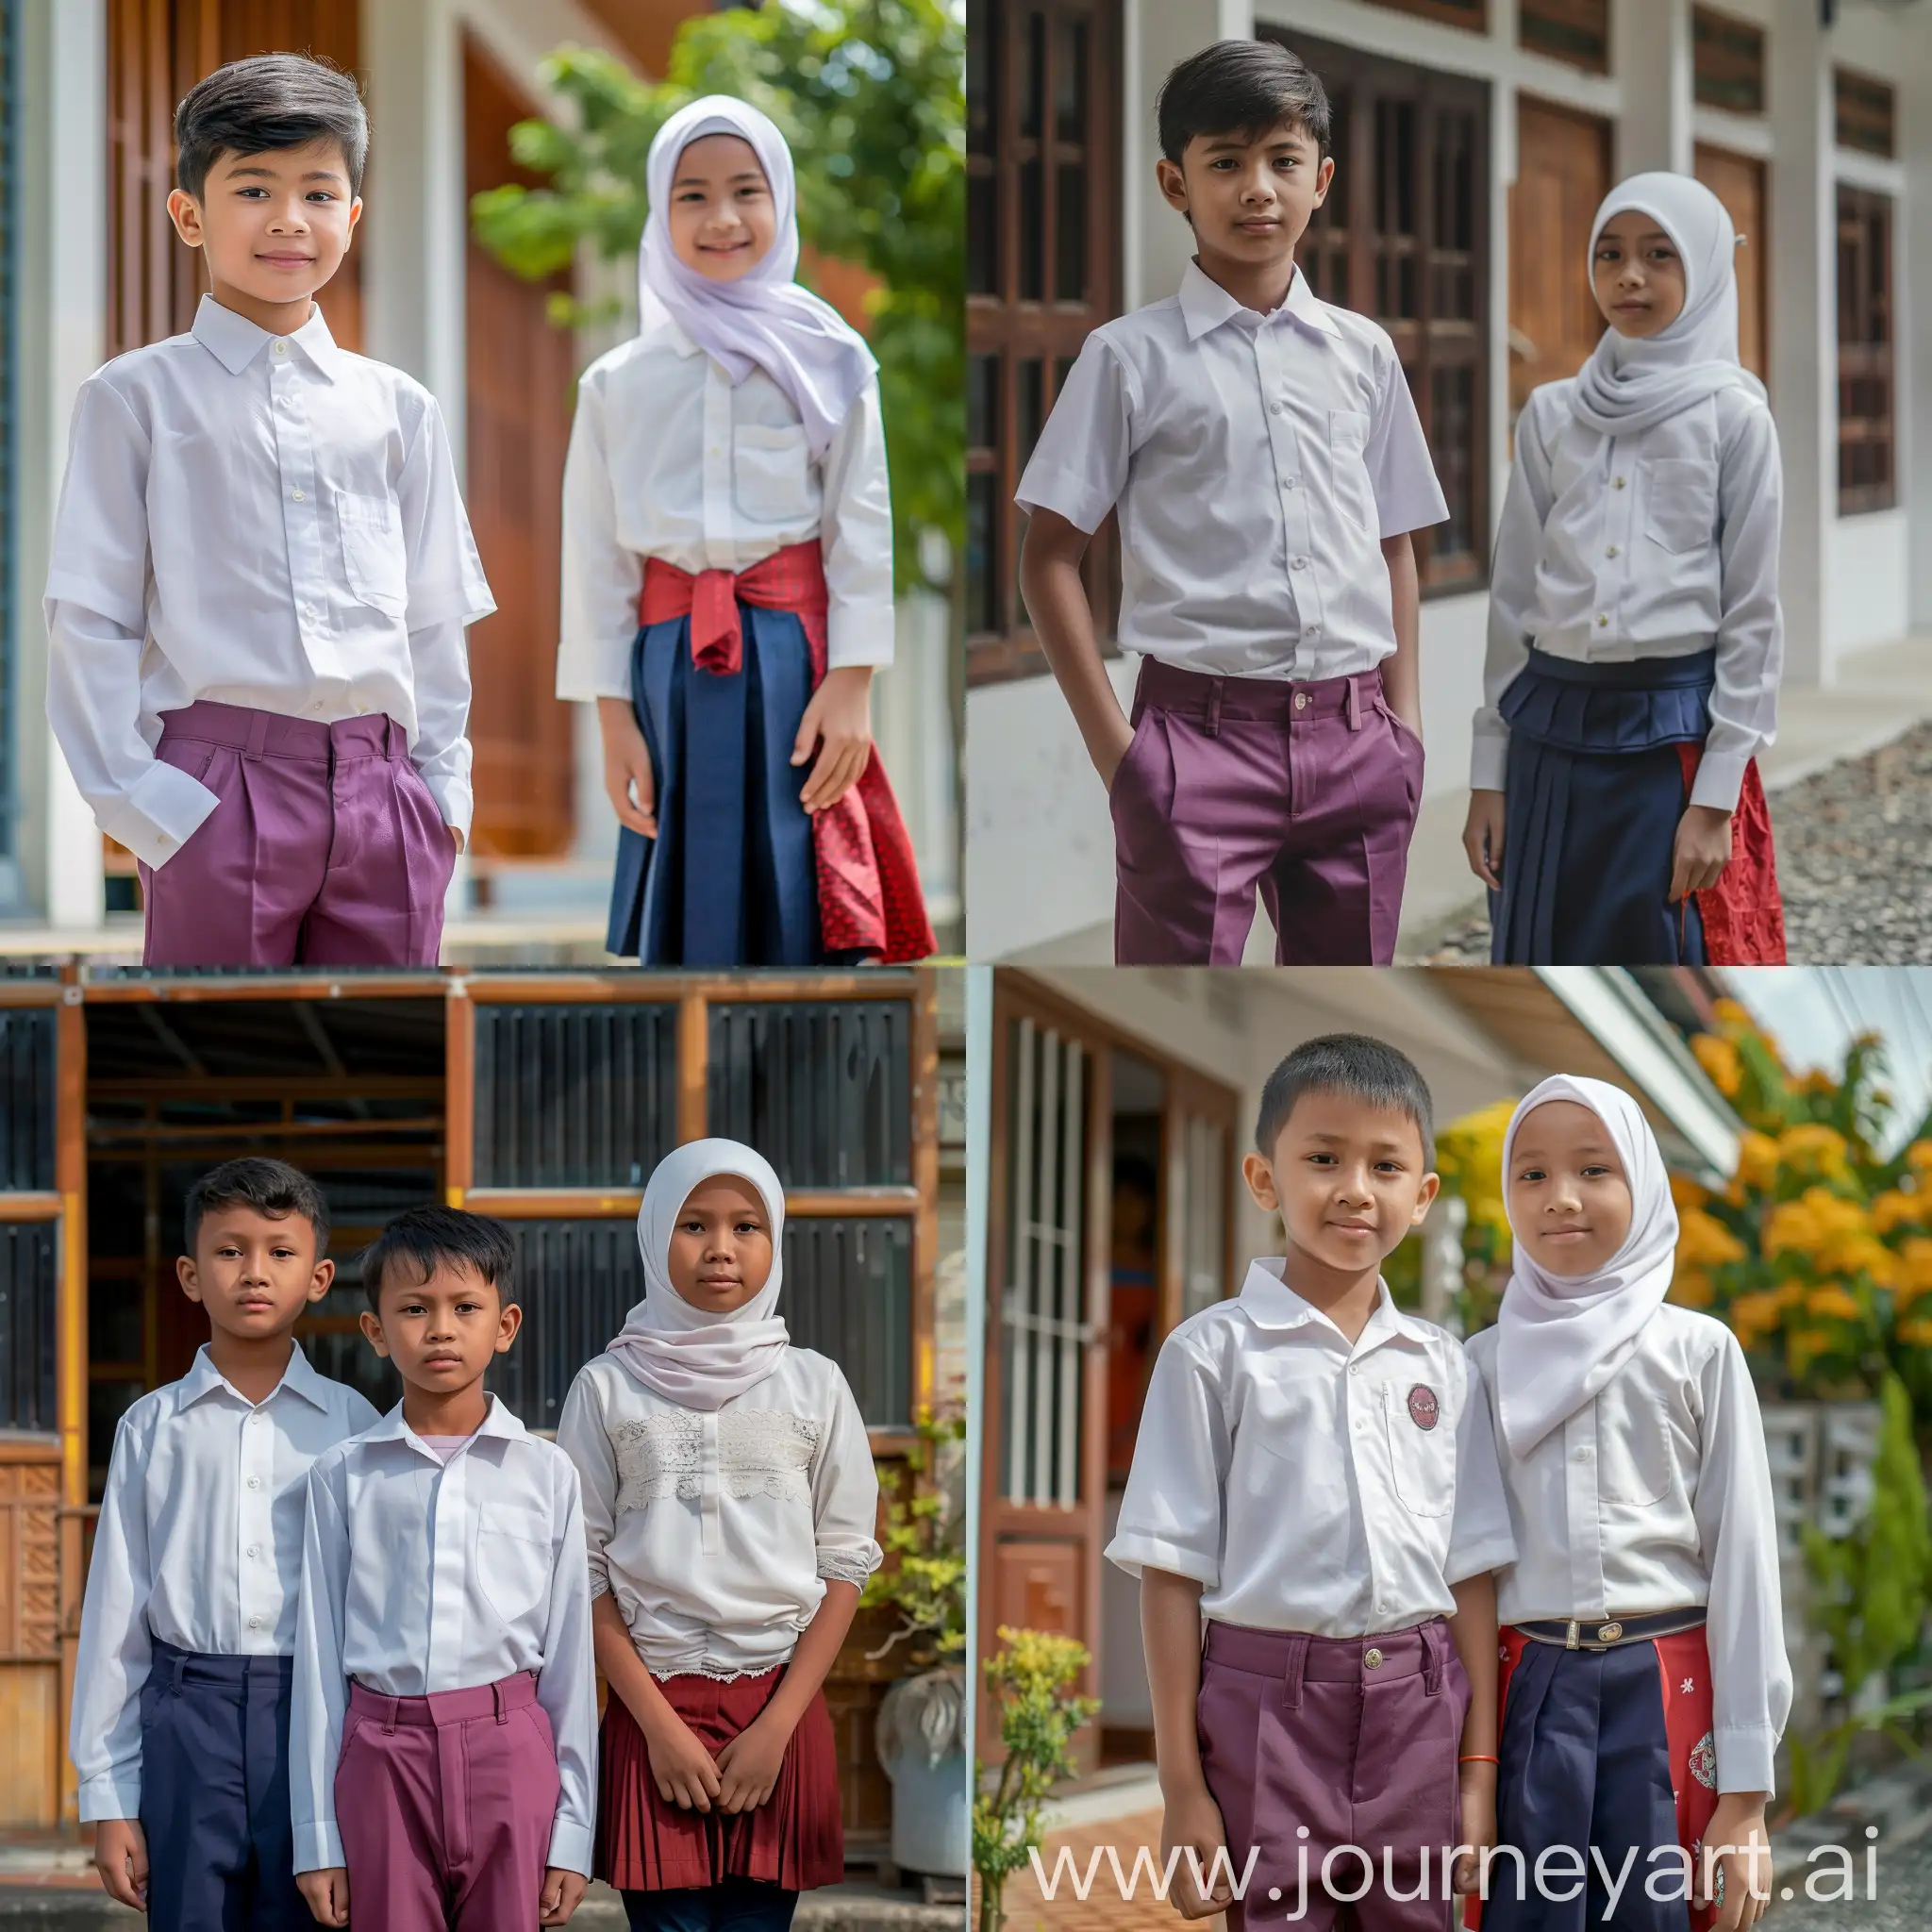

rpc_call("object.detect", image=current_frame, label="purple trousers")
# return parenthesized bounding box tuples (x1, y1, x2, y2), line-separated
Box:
(1109, 659, 1422, 966)
(139, 700, 456, 968)
(336, 1673, 562, 1932)
(1197, 1618, 1471, 1932)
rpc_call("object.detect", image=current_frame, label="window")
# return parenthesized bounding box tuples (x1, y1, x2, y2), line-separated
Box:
(1276, 31, 1492, 594)
(1691, 8, 1765, 116)
(1520, 0, 1609, 75)
(1372, 0, 1486, 31)
(966, 0, 1121, 685)
(1837, 186, 1894, 514)
(1835, 69, 1894, 158)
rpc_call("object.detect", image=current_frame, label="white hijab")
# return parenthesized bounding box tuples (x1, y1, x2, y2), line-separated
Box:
(606, 1139, 791, 1410)
(1571, 171, 1765, 437)
(1492, 1075, 1678, 1458)
(639, 95, 877, 457)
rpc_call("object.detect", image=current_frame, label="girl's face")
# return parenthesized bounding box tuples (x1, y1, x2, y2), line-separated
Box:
(1591, 210, 1688, 339)
(1507, 1100, 1635, 1279)
(665, 133, 776, 283)
(666, 1175, 774, 1314)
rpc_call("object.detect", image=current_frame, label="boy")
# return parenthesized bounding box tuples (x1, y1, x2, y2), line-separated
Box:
(1106, 1036, 1515, 1931)
(1017, 41, 1447, 967)
(291, 1207, 595, 1930)
(71, 1158, 375, 1931)
(44, 54, 493, 968)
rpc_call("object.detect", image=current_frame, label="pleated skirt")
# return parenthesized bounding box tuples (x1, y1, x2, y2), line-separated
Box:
(1489, 648, 1716, 966)
(594, 1668, 844, 1894)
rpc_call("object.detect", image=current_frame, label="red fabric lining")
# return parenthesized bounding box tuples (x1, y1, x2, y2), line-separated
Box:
(1674, 749, 1787, 964)
(641, 544, 936, 962)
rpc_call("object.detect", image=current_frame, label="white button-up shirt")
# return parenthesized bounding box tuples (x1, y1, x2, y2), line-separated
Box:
(291, 1398, 597, 1874)
(69, 1345, 376, 1823)
(556, 318, 895, 700)
(1106, 1263, 1516, 1637)
(1473, 378, 1783, 812)
(44, 296, 495, 869)
(1466, 1306, 1792, 1794)
(556, 1348, 883, 1682)
(1015, 263, 1447, 680)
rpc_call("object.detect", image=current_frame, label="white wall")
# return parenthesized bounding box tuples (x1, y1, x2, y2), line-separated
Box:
(1828, 510, 1909, 657)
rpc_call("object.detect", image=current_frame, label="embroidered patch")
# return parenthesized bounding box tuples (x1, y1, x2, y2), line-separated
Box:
(611, 1408, 821, 1514)
(1690, 1733, 1718, 1790)
(1406, 1384, 1440, 1431)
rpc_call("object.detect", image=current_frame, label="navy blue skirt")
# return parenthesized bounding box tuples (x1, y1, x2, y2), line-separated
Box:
(1489, 649, 1715, 967)
(607, 606, 823, 966)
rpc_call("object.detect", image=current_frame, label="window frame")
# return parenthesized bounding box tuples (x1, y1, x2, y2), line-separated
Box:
(1690, 6, 1766, 117)
(1836, 183, 1895, 517)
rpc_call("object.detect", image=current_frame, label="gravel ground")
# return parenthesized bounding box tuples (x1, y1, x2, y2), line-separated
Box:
(1767, 1825, 1932, 1925)
(1415, 720, 1932, 965)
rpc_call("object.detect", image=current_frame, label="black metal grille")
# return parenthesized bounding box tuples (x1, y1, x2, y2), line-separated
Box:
(491, 1216, 912, 1432)
(0, 1221, 57, 1432)
(475, 1005, 677, 1188)
(707, 1001, 911, 1188)
(0, 1007, 54, 1191)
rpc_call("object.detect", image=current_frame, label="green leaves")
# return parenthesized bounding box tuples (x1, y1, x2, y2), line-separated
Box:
(467, 2, 965, 591)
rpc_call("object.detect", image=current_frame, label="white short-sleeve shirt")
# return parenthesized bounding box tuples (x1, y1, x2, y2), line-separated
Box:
(1106, 1261, 1516, 1637)
(1016, 263, 1448, 680)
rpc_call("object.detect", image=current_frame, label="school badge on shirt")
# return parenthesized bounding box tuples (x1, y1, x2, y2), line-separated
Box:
(1407, 1384, 1440, 1431)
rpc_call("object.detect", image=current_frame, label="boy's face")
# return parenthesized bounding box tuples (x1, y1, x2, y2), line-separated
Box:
(1506, 1099, 1635, 1278)
(1242, 1091, 1438, 1275)
(177, 1205, 334, 1341)
(359, 1260, 519, 1396)
(1591, 211, 1688, 339)
(665, 1175, 774, 1315)
(1156, 119, 1332, 281)
(166, 138, 361, 311)
(666, 133, 776, 284)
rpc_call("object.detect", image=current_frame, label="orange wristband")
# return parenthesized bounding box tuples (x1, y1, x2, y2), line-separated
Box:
(1458, 1755, 1500, 1765)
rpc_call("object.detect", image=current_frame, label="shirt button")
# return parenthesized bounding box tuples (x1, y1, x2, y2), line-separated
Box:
(1596, 614, 1610, 627)
(1605, 544, 1619, 558)
(248, 1615, 264, 1630)
(1294, 691, 1309, 711)
(1612, 475, 1626, 490)
(1285, 476, 1300, 490)
(156, 833, 172, 850)
(246, 1544, 261, 1559)
(292, 489, 306, 502)
(1306, 625, 1321, 638)
(274, 341, 287, 357)
(246, 1477, 262, 1491)
(1292, 557, 1309, 571)
(1271, 403, 1284, 415)
(1574, 1446, 1593, 1461)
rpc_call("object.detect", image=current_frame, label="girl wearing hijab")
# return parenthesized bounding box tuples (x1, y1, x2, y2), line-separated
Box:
(1463, 1077, 1788, 1932)
(555, 1141, 882, 1932)
(557, 96, 935, 968)
(1463, 174, 1787, 966)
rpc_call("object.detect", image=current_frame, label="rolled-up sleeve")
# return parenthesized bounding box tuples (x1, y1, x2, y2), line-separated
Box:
(1014, 333, 1134, 536)
(810, 1372, 883, 1588)
(1446, 1354, 1518, 1583)
(1104, 1332, 1227, 1587)
(538, 1456, 598, 1874)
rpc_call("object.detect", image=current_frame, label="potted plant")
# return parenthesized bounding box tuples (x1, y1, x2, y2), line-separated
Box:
(864, 1405, 969, 1882)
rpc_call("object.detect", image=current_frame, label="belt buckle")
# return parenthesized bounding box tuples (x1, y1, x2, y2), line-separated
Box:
(1564, 1620, 1580, 1650)
(1597, 1622, 1624, 1645)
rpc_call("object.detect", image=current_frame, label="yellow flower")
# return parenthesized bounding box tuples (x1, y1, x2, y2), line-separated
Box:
(1669, 1268, 1716, 1307)
(1777, 1124, 1851, 1179)
(1727, 1289, 1790, 1348)
(1907, 1141, 1932, 1175)
(1712, 998, 1752, 1027)
(1788, 1326, 1837, 1374)
(1896, 1237, 1932, 1303)
(1871, 1189, 1925, 1236)
(1898, 1318, 1932, 1347)
(1804, 1284, 1863, 1322)
(1692, 1033, 1742, 1098)
(1676, 1208, 1746, 1269)
(1669, 1172, 1709, 1213)
(1733, 1131, 1782, 1194)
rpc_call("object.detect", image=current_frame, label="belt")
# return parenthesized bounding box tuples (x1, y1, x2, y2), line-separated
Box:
(1515, 1607, 1707, 1651)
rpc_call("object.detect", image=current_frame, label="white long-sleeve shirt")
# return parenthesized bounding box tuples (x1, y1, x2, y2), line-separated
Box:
(555, 1347, 883, 1682)
(44, 295, 494, 867)
(1466, 1306, 1793, 1794)
(556, 317, 894, 699)
(1105, 1263, 1518, 1637)
(291, 1398, 597, 1875)
(1473, 378, 1784, 813)
(68, 1345, 376, 1823)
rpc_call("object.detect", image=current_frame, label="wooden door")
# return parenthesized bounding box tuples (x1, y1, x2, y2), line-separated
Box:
(1694, 143, 1767, 378)
(461, 37, 576, 858)
(1508, 98, 1611, 423)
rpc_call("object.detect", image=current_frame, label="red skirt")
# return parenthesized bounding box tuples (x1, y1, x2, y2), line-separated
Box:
(1676, 747, 1787, 963)
(595, 1667, 844, 1892)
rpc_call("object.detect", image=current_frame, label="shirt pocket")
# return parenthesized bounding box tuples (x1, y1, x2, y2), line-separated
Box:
(336, 489, 408, 616)
(475, 1503, 553, 1627)
(1328, 408, 1376, 532)
(1595, 1393, 1675, 1507)
(733, 423, 814, 524)
(1642, 457, 1717, 558)
(1381, 1380, 1456, 1519)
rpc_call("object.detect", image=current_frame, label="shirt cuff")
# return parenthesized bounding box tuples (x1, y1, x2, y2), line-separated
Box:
(293, 1822, 345, 1874)
(826, 602, 896, 671)
(1689, 747, 1750, 813)
(1469, 732, 1510, 793)
(817, 1544, 882, 1587)
(1103, 1532, 1218, 1588)
(1443, 1535, 1518, 1586)
(1714, 1723, 1778, 1797)
(419, 769, 473, 841)
(546, 1819, 594, 1875)
(96, 758, 221, 871)
(77, 1770, 141, 1823)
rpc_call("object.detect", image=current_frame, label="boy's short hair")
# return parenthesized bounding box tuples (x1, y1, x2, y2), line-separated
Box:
(359, 1206, 516, 1314)
(1256, 1034, 1436, 1167)
(175, 53, 370, 202)
(184, 1158, 330, 1253)
(1157, 39, 1332, 167)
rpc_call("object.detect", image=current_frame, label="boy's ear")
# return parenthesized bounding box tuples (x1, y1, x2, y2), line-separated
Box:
(1155, 157, 1191, 216)
(1410, 1172, 1442, 1224)
(1241, 1150, 1281, 1212)
(307, 1257, 338, 1304)
(358, 1308, 391, 1358)
(175, 1254, 204, 1305)
(165, 188, 206, 250)
(494, 1302, 523, 1356)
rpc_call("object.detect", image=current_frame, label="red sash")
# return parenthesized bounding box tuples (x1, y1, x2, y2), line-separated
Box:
(1675, 749, 1787, 964)
(641, 542, 936, 963)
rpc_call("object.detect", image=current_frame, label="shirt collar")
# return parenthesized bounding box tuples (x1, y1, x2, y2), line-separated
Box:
(1177, 259, 1342, 343)
(175, 1341, 333, 1413)
(191, 293, 344, 380)
(363, 1393, 528, 1453)
(1235, 1259, 1428, 1355)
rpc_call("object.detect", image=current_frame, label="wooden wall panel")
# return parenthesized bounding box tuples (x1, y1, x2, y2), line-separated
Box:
(1694, 144, 1767, 380)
